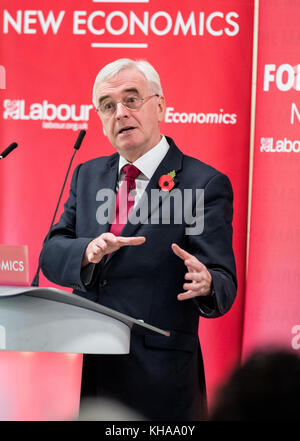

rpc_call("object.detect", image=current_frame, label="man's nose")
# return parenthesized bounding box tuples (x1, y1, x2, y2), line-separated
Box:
(115, 101, 130, 119)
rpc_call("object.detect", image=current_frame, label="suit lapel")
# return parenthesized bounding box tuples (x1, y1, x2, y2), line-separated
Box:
(96, 153, 119, 236)
(121, 138, 183, 238)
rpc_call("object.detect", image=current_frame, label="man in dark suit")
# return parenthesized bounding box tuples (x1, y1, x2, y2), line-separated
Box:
(40, 58, 237, 421)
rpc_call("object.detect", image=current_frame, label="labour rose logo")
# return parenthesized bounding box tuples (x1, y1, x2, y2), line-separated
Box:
(158, 170, 176, 192)
(3, 99, 20, 118)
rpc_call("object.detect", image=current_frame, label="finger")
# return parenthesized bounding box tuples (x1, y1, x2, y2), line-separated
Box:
(117, 236, 146, 246)
(100, 232, 118, 241)
(171, 243, 193, 261)
(177, 290, 198, 301)
(93, 238, 113, 252)
(97, 233, 117, 246)
(185, 272, 203, 282)
(88, 243, 102, 257)
(184, 281, 211, 294)
(87, 249, 101, 262)
(183, 282, 202, 291)
(95, 238, 108, 250)
(88, 255, 99, 263)
(184, 258, 205, 272)
(177, 289, 208, 301)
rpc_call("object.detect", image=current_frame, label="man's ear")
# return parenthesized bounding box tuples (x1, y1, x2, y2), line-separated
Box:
(157, 95, 166, 123)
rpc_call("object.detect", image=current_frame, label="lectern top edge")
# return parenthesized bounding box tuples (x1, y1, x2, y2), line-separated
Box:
(0, 285, 170, 337)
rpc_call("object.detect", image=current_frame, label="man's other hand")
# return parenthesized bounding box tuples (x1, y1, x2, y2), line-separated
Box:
(171, 243, 213, 300)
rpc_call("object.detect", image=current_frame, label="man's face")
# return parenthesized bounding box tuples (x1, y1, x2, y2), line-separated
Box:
(94, 67, 165, 162)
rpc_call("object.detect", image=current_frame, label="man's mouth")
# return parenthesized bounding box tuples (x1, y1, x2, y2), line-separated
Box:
(117, 126, 136, 135)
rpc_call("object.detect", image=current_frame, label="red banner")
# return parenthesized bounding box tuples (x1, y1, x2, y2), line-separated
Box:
(0, 0, 253, 419)
(243, 0, 300, 357)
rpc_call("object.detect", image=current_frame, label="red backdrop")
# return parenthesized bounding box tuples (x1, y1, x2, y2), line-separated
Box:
(242, 0, 300, 357)
(0, 0, 253, 419)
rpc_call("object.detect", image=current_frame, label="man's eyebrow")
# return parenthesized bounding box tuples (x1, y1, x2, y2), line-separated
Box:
(123, 87, 140, 94)
(98, 88, 140, 105)
(98, 94, 110, 105)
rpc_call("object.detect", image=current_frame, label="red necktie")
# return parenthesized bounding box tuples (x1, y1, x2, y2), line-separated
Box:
(110, 164, 140, 236)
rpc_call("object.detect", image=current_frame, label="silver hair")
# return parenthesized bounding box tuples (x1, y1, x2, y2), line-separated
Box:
(92, 58, 163, 108)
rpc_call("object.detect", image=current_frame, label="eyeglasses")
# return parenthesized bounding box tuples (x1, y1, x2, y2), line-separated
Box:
(96, 94, 159, 116)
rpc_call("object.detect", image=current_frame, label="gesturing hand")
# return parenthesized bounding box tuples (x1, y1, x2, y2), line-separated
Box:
(171, 243, 213, 300)
(82, 232, 146, 267)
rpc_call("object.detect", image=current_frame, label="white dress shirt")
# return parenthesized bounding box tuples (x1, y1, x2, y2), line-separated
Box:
(117, 135, 170, 207)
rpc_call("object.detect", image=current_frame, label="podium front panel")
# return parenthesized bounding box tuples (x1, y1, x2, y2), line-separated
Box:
(0, 294, 130, 354)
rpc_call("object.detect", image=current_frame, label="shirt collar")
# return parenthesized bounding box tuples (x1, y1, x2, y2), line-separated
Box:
(118, 136, 169, 180)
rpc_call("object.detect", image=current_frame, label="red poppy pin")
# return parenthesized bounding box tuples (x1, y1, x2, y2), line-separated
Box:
(158, 170, 176, 192)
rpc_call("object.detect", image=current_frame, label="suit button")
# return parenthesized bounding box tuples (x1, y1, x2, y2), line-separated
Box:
(100, 279, 108, 288)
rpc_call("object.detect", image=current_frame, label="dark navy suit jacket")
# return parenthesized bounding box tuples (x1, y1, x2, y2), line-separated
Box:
(40, 137, 237, 420)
